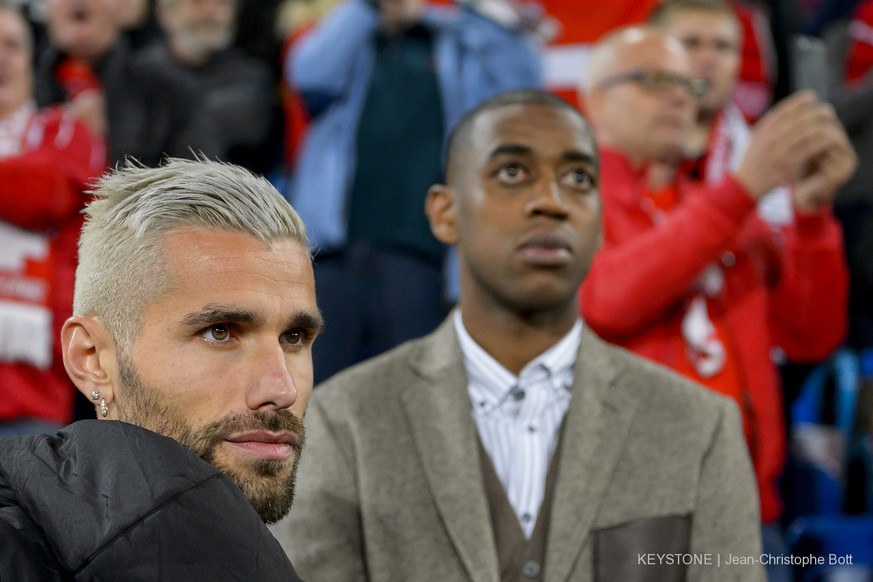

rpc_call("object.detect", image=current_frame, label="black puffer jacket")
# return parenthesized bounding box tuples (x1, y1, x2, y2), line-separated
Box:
(0, 420, 302, 581)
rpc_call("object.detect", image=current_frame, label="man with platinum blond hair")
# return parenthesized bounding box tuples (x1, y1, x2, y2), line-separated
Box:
(0, 158, 321, 580)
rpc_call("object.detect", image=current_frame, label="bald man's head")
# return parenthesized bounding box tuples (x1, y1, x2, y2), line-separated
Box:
(581, 26, 698, 166)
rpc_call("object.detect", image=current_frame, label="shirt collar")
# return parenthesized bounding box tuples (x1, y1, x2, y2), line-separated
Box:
(454, 309, 583, 410)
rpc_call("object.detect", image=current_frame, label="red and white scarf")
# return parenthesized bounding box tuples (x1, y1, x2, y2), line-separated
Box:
(0, 102, 53, 370)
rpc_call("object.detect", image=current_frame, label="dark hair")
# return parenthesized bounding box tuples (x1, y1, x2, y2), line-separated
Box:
(444, 89, 589, 180)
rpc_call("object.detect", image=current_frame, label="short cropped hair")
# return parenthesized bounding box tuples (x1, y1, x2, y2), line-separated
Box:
(648, 0, 740, 28)
(444, 89, 590, 181)
(74, 158, 308, 347)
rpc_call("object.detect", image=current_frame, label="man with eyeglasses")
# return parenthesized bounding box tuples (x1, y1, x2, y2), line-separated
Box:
(579, 24, 855, 574)
(647, 3, 802, 576)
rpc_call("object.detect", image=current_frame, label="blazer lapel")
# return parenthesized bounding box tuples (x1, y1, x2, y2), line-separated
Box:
(401, 318, 500, 582)
(545, 328, 643, 582)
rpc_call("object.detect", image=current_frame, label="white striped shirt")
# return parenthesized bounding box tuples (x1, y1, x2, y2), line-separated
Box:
(454, 310, 581, 538)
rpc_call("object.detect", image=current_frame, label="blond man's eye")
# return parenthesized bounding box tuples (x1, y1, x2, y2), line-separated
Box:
(203, 325, 230, 342)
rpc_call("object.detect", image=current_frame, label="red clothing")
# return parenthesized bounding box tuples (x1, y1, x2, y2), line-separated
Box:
(846, 0, 873, 84)
(580, 149, 849, 523)
(0, 106, 106, 425)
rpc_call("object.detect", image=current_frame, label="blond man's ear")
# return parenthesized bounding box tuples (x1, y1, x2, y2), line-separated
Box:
(61, 317, 118, 419)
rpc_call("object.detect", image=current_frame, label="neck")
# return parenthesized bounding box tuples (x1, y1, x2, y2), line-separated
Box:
(645, 162, 679, 190)
(458, 295, 578, 375)
(618, 152, 680, 190)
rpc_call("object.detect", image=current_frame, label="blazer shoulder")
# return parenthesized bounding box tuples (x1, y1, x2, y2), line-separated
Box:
(590, 331, 739, 422)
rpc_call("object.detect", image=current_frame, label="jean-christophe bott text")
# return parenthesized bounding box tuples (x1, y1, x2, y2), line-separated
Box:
(637, 553, 855, 567)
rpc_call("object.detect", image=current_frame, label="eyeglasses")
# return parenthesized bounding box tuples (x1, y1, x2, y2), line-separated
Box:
(596, 69, 709, 98)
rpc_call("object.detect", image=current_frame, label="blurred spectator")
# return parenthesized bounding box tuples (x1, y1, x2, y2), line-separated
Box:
(34, 0, 219, 165)
(0, 2, 105, 437)
(141, 0, 279, 173)
(650, 0, 794, 267)
(579, 23, 853, 542)
(651, 0, 750, 174)
(287, 0, 542, 382)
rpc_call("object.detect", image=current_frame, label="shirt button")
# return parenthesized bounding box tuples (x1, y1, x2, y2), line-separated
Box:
(522, 560, 541, 578)
(521, 512, 532, 523)
(721, 251, 736, 267)
(527, 425, 537, 433)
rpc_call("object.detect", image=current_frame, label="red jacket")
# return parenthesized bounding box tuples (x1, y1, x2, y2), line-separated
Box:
(581, 149, 849, 523)
(0, 106, 106, 425)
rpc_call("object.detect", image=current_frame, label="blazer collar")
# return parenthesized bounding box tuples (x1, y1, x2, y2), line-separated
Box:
(545, 328, 642, 582)
(401, 318, 501, 582)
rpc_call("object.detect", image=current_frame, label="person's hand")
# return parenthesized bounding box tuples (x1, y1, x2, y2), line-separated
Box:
(66, 89, 107, 137)
(793, 106, 858, 213)
(734, 91, 836, 200)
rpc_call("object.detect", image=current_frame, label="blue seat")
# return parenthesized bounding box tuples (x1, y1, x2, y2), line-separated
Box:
(787, 515, 873, 581)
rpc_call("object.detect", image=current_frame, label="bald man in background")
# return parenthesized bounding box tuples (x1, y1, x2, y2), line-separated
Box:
(579, 26, 854, 577)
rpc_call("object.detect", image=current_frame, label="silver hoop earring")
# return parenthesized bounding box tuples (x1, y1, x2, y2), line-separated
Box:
(100, 398, 108, 418)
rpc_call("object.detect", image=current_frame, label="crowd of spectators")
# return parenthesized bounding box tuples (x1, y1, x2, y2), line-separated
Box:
(0, 0, 870, 578)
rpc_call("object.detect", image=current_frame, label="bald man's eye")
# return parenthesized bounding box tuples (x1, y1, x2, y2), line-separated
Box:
(495, 163, 529, 184)
(715, 39, 738, 53)
(681, 37, 702, 50)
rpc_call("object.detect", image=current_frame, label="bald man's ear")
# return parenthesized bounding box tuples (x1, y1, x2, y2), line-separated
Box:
(426, 183, 459, 245)
(580, 88, 610, 146)
(61, 316, 119, 416)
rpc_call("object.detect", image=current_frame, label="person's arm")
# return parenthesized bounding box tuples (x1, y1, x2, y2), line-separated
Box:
(453, 9, 543, 104)
(581, 176, 756, 339)
(769, 209, 849, 361)
(276, 395, 368, 581)
(288, 0, 380, 118)
(0, 112, 105, 231)
(688, 400, 766, 582)
(0, 512, 65, 582)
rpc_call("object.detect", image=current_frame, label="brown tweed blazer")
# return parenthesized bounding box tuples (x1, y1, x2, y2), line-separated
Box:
(276, 317, 765, 582)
